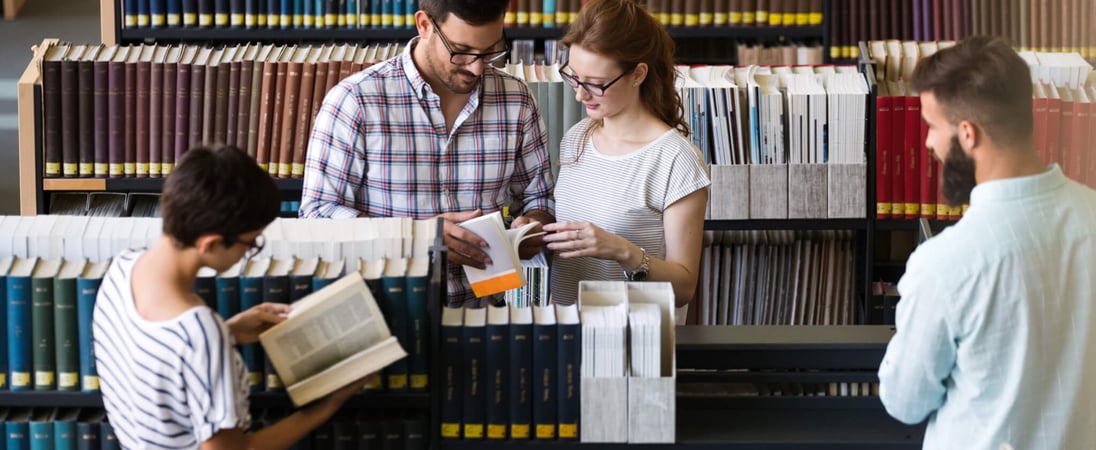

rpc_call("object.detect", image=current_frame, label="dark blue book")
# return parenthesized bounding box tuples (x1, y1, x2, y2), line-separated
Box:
(0, 256, 15, 390)
(149, 0, 165, 26)
(77, 260, 109, 393)
(213, 0, 228, 25)
(6, 408, 31, 450)
(181, 0, 198, 26)
(354, 413, 379, 450)
(311, 422, 333, 449)
(193, 266, 218, 309)
(165, 0, 181, 25)
(379, 419, 401, 450)
(29, 409, 56, 450)
(197, 0, 213, 26)
(265, 0, 279, 27)
(124, 0, 139, 27)
(507, 304, 533, 440)
(531, 304, 557, 440)
(288, 257, 318, 303)
(75, 409, 103, 450)
(243, 0, 258, 27)
(310, 259, 344, 292)
(53, 409, 79, 450)
(215, 261, 242, 321)
(379, 260, 409, 391)
(99, 421, 119, 450)
(404, 258, 429, 392)
(331, 416, 356, 450)
(228, 0, 243, 25)
(403, 416, 426, 450)
(461, 307, 487, 439)
(240, 258, 271, 392)
(137, 0, 151, 26)
(555, 303, 580, 440)
(359, 260, 386, 392)
(261, 258, 290, 391)
(484, 303, 509, 440)
(439, 306, 463, 439)
(7, 257, 39, 391)
(278, 0, 290, 28)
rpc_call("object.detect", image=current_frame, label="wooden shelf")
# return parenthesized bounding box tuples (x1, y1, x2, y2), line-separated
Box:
(705, 219, 868, 231)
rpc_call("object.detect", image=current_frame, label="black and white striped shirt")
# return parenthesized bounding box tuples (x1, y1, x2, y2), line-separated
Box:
(550, 119, 710, 305)
(93, 249, 251, 449)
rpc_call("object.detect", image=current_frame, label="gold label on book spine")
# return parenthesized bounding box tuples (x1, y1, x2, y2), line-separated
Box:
(45, 162, 61, 175)
(248, 372, 262, 387)
(365, 375, 383, 390)
(59, 372, 79, 389)
(79, 163, 93, 175)
(487, 425, 506, 439)
(920, 204, 936, 217)
(150, 163, 161, 177)
(769, 13, 782, 25)
(510, 424, 530, 439)
(162, 163, 173, 175)
(83, 375, 99, 390)
(796, 12, 808, 25)
(670, 13, 683, 25)
(136, 162, 149, 176)
(35, 371, 55, 387)
(388, 375, 408, 390)
(183, 13, 196, 24)
(559, 424, 578, 438)
(535, 425, 556, 439)
(137, 15, 150, 26)
(440, 423, 460, 438)
(809, 12, 822, 25)
(685, 14, 699, 26)
(230, 13, 243, 25)
(530, 12, 543, 26)
(877, 203, 891, 216)
(410, 374, 428, 390)
(198, 14, 212, 27)
(504, 12, 515, 24)
(266, 374, 283, 389)
(714, 12, 727, 25)
(63, 163, 78, 176)
(12, 372, 30, 388)
(0, 373, 6, 388)
(699, 12, 712, 25)
(904, 202, 918, 216)
(464, 424, 484, 439)
(151, 14, 165, 26)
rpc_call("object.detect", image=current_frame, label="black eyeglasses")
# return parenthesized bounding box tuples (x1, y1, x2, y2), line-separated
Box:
(240, 235, 265, 259)
(429, 15, 510, 65)
(558, 63, 633, 97)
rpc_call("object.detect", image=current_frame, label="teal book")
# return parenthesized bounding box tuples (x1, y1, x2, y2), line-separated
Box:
(29, 409, 56, 450)
(404, 257, 429, 392)
(77, 260, 110, 393)
(215, 261, 242, 320)
(0, 256, 15, 390)
(31, 259, 63, 390)
(54, 259, 87, 392)
(8, 257, 41, 391)
(6, 408, 31, 450)
(239, 258, 271, 392)
(52, 409, 79, 450)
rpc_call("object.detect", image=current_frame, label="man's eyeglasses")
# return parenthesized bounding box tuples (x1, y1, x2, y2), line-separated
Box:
(429, 15, 510, 66)
(241, 235, 265, 259)
(558, 63, 633, 97)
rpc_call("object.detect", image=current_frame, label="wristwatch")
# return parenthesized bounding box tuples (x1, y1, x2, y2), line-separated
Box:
(625, 248, 650, 281)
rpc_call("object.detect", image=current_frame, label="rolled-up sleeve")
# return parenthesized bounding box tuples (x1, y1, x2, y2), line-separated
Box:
(510, 93, 554, 217)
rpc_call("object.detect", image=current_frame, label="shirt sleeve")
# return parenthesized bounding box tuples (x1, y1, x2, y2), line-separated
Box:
(510, 87, 555, 217)
(663, 138, 711, 209)
(299, 82, 368, 219)
(877, 250, 957, 425)
(185, 311, 251, 443)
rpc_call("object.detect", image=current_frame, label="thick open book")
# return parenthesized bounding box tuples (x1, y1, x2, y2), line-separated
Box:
(259, 273, 407, 406)
(459, 211, 545, 297)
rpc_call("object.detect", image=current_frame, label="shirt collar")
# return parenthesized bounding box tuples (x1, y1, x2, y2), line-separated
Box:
(400, 37, 431, 100)
(969, 163, 1067, 205)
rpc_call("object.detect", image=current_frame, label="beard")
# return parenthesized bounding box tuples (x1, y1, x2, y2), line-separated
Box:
(940, 136, 977, 207)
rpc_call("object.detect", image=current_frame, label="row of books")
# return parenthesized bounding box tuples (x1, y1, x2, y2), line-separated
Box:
(1, 409, 119, 450)
(829, 0, 1096, 62)
(254, 412, 428, 450)
(116, 0, 827, 31)
(49, 192, 299, 218)
(439, 302, 580, 440)
(694, 230, 859, 326)
(40, 41, 403, 179)
(676, 380, 880, 397)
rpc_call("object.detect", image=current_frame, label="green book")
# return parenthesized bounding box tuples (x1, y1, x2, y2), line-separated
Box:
(54, 258, 88, 391)
(32, 259, 63, 390)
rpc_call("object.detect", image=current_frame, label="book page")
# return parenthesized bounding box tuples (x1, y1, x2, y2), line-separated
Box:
(261, 274, 392, 386)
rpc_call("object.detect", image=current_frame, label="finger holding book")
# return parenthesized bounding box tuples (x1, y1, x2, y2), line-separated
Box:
(543, 220, 628, 261)
(511, 210, 551, 259)
(225, 302, 291, 345)
(436, 209, 492, 269)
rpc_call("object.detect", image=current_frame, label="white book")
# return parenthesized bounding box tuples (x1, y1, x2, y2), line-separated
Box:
(458, 212, 544, 298)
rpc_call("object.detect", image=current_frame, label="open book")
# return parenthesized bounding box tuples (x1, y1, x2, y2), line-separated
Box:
(459, 211, 545, 297)
(259, 273, 407, 406)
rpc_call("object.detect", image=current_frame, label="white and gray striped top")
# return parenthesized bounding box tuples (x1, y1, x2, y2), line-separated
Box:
(93, 249, 251, 449)
(550, 119, 710, 305)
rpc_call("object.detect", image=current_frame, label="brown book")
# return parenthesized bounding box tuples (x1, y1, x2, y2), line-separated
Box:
(135, 45, 155, 178)
(41, 44, 70, 178)
(246, 45, 276, 161)
(291, 47, 321, 179)
(684, 0, 700, 26)
(93, 46, 117, 178)
(213, 46, 238, 147)
(171, 46, 199, 175)
(324, 44, 348, 97)
(236, 45, 261, 152)
(107, 46, 130, 179)
(77, 45, 102, 178)
(256, 45, 285, 172)
(148, 45, 168, 178)
(338, 45, 357, 87)
(276, 47, 307, 178)
(516, 0, 530, 26)
(226, 44, 246, 154)
(61, 45, 89, 178)
(307, 45, 335, 154)
(160, 46, 182, 176)
(201, 48, 223, 146)
(188, 47, 213, 152)
(268, 47, 294, 176)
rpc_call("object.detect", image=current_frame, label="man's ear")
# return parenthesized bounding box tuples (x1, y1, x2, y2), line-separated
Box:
(414, 10, 433, 37)
(956, 120, 981, 154)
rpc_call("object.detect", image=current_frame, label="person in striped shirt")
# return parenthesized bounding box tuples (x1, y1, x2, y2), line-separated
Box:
(300, 0, 555, 306)
(93, 145, 368, 450)
(543, 0, 710, 307)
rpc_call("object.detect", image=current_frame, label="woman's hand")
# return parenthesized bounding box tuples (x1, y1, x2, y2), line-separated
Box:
(225, 302, 291, 345)
(543, 221, 630, 263)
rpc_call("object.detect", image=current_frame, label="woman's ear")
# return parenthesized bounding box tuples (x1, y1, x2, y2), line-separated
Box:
(633, 62, 648, 87)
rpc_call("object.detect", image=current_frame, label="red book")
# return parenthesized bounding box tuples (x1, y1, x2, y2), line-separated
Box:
(904, 95, 921, 219)
(172, 46, 197, 175)
(890, 91, 906, 218)
(107, 46, 130, 179)
(135, 45, 154, 179)
(1058, 94, 1075, 180)
(1046, 93, 1062, 166)
(148, 46, 167, 178)
(1032, 94, 1049, 164)
(875, 95, 893, 219)
(160, 46, 180, 177)
(919, 108, 935, 218)
(60, 47, 83, 178)
(1070, 95, 1088, 185)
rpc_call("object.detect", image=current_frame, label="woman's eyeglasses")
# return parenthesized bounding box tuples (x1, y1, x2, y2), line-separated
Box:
(240, 235, 265, 259)
(558, 63, 633, 97)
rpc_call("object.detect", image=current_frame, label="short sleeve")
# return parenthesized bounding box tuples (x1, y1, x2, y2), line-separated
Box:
(663, 136, 711, 209)
(183, 310, 251, 443)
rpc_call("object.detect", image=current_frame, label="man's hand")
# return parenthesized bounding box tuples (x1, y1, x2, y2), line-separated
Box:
(226, 302, 291, 345)
(436, 209, 492, 269)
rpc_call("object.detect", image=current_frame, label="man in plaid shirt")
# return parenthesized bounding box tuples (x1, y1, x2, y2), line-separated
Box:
(300, 0, 555, 305)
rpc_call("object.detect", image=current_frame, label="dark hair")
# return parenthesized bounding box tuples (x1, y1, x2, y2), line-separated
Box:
(420, 0, 509, 24)
(160, 145, 281, 247)
(561, 0, 688, 137)
(911, 36, 1033, 146)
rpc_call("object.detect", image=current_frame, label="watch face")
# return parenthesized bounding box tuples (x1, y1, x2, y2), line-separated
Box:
(630, 270, 648, 282)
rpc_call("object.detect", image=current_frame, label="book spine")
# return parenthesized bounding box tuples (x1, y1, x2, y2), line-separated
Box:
(93, 60, 111, 178)
(379, 275, 409, 391)
(29, 420, 53, 450)
(261, 273, 289, 391)
(54, 420, 77, 450)
(440, 307, 463, 439)
(0, 275, 6, 389)
(75, 420, 98, 450)
(484, 318, 509, 439)
(31, 276, 56, 390)
(77, 277, 102, 392)
(214, 275, 241, 319)
(276, 60, 302, 178)
(136, 60, 152, 178)
(508, 320, 532, 439)
(78, 59, 96, 177)
(161, 59, 178, 175)
(54, 276, 80, 391)
(226, 59, 241, 151)
(531, 319, 556, 439)
(405, 273, 429, 392)
(556, 319, 580, 439)
(239, 274, 265, 391)
(42, 58, 63, 178)
(290, 61, 316, 179)
(462, 308, 486, 439)
(149, 57, 164, 177)
(107, 59, 126, 178)
(61, 59, 80, 178)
